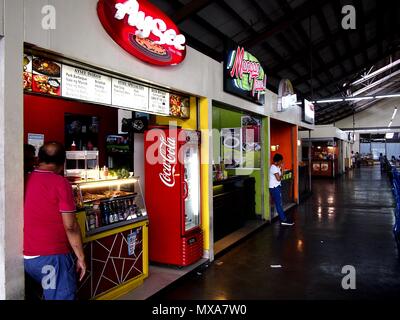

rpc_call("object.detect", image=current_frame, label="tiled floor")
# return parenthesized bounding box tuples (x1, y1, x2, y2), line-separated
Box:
(118, 259, 209, 300)
(149, 166, 400, 300)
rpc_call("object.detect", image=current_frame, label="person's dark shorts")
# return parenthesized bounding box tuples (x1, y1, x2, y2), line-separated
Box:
(24, 253, 77, 300)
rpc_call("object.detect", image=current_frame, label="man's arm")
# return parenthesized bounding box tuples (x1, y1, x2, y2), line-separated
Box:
(62, 213, 86, 281)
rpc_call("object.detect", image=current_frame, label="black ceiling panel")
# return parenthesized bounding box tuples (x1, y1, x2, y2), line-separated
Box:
(147, 0, 400, 124)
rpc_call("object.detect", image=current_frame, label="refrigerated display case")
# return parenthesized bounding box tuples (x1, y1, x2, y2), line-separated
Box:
(72, 177, 149, 300)
(65, 150, 100, 181)
(144, 127, 203, 266)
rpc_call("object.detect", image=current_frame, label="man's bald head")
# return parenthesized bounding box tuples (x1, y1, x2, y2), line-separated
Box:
(38, 142, 66, 166)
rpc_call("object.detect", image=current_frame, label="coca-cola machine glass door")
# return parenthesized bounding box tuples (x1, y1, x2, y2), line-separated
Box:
(182, 142, 200, 233)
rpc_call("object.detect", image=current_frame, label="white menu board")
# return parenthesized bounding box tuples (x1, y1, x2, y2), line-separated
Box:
(149, 88, 169, 115)
(112, 79, 149, 111)
(62, 65, 112, 104)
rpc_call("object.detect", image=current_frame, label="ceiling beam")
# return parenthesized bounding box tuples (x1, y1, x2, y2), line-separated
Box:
(167, 0, 224, 61)
(293, 38, 379, 88)
(183, 33, 222, 61)
(376, 0, 384, 59)
(167, 0, 283, 94)
(245, 0, 328, 92)
(331, 0, 358, 71)
(315, 8, 347, 76)
(354, 0, 370, 66)
(317, 107, 353, 124)
(240, 0, 333, 49)
(316, 81, 400, 123)
(171, 0, 216, 24)
(268, 6, 378, 75)
(268, 28, 343, 74)
(279, 1, 335, 94)
(215, 0, 309, 93)
(301, 46, 399, 98)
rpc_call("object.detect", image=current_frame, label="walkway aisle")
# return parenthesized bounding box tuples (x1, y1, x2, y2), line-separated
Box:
(151, 166, 400, 300)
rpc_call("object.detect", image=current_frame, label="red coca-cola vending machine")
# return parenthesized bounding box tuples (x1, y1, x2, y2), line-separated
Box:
(144, 126, 203, 266)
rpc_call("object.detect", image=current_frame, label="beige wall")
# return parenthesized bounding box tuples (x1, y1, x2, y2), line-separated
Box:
(0, 0, 24, 300)
(0, 0, 312, 299)
(23, 0, 311, 128)
(336, 98, 400, 129)
(0, 0, 4, 36)
(299, 125, 349, 141)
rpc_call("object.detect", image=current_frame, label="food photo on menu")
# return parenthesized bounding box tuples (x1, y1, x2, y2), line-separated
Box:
(32, 56, 62, 96)
(23, 54, 33, 91)
(169, 94, 190, 118)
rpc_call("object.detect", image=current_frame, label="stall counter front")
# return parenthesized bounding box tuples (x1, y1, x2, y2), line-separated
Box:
(312, 159, 338, 178)
(73, 177, 149, 300)
(213, 175, 256, 241)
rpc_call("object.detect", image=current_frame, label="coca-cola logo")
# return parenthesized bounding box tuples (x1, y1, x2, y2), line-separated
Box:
(97, 0, 187, 66)
(159, 134, 177, 188)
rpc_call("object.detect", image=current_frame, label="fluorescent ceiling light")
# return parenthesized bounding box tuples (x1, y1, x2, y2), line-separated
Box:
(344, 96, 374, 101)
(375, 94, 400, 99)
(344, 128, 400, 133)
(316, 98, 344, 103)
(388, 121, 393, 128)
(386, 133, 395, 139)
(392, 108, 397, 120)
(351, 59, 400, 86)
(313, 93, 400, 104)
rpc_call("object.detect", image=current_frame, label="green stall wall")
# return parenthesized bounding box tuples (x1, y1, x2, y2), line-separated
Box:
(212, 105, 268, 218)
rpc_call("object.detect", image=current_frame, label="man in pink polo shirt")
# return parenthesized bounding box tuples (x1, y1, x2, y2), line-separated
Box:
(24, 142, 86, 300)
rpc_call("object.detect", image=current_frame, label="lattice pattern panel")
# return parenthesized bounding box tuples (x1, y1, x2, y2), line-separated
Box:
(77, 227, 143, 300)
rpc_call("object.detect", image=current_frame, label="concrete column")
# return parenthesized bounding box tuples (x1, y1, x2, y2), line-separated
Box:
(0, 0, 24, 300)
(0, 0, 4, 36)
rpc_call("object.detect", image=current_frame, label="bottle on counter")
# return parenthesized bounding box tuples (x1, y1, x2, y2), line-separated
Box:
(71, 141, 77, 151)
(93, 203, 101, 228)
(88, 210, 96, 231)
(113, 210, 118, 224)
(100, 203, 106, 225)
(103, 166, 109, 179)
(108, 203, 114, 224)
(87, 141, 94, 151)
(117, 201, 125, 221)
(104, 203, 112, 225)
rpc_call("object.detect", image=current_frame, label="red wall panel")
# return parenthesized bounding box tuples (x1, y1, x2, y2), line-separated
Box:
(24, 94, 118, 166)
(270, 119, 294, 170)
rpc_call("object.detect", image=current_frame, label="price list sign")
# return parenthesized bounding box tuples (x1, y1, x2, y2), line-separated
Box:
(112, 79, 149, 111)
(62, 65, 112, 104)
(149, 88, 169, 115)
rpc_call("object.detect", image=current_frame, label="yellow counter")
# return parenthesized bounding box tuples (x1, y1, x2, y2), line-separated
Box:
(76, 211, 149, 300)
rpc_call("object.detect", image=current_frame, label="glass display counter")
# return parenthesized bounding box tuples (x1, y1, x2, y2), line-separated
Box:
(73, 177, 149, 300)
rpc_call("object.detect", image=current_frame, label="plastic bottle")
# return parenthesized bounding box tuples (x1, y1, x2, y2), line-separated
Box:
(89, 211, 96, 230)
(93, 204, 101, 228)
(87, 141, 93, 150)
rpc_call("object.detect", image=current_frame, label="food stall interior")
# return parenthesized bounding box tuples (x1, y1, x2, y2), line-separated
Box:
(310, 140, 339, 177)
(212, 104, 261, 242)
(270, 118, 296, 212)
(23, 48, 194, 299)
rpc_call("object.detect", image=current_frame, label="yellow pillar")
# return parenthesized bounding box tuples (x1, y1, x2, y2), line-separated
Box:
(199, 98, 212, 258)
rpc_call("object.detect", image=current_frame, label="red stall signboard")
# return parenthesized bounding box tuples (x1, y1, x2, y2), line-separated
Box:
(97, 0, 187, 66)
